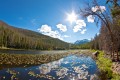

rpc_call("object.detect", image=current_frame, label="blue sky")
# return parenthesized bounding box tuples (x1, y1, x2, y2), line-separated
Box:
(0, 0, 106, 43)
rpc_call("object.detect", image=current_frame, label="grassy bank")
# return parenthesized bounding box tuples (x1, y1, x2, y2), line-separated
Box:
(96, 51, 120, 80)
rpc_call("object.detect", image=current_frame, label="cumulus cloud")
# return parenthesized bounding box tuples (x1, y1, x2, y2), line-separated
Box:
(63, 35, 70, 38)
(38, 24, 51, 33)
(76, 20, 86, 26)
(38, 25, 63, 40)
(56, 24, 67, 32)
(81, 29, 87, 34)
(44, 30, 63, 40)
(87, 15, 95, 23)
(73, 25, 82, 32)
(91, 6, 106, 13)
(73, 20, 86, 33)
(91, 6, 99, 12)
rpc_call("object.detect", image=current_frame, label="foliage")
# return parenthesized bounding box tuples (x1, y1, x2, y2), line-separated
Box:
(96, 51, 120, 79)
(71, 42, 91, 49)
(111, 74, 120, 80)
(118, 19, 120, 25)
(96, 51, 113, 79)
(112, 9, 120, 17)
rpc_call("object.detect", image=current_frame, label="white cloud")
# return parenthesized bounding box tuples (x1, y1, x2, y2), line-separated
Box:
(91, 6, 99, 12)
(38, 24, 51, 33)
(73, 20, 86, 32)
(81, 29, 87, 34)
(100, 6, 106, 12)
(56, 24, 67, 32)
(88, 39, 91, 41)
(97, 32, 100, 35)
(91, 6, 106, 13)
(73, 25, 82, 32)
(44, 30, 63, 40)
(38, 24, 63, 40)
(76, 20, 86, 27)
(87, 15, 95, 23)
(63, 35, 70, 38)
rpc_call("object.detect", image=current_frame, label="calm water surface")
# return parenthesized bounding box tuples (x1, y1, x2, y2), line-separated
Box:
(0, 49, 69, 54)
(0, 54, 99, 80)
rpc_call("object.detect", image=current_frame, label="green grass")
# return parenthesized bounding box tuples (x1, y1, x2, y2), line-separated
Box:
(96, 51, 120, 80)
(112, 74, 120, 80)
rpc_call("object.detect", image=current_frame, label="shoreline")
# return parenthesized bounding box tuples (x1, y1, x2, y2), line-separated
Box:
(0, 50, 93, 69)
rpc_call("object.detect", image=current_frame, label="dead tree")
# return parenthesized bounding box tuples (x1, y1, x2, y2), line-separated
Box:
(79, 0, 119, 61)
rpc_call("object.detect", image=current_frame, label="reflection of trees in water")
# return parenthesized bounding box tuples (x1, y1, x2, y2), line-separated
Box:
(1, 55, 99, 80)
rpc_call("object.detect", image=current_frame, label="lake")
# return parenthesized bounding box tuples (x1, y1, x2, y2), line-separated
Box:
(0, 54, 99, 80)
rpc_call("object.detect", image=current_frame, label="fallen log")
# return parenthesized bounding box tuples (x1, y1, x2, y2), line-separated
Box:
(92, 51, 99, 59)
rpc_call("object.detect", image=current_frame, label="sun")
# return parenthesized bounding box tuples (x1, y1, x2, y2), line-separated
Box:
(67, 11, 77, 24)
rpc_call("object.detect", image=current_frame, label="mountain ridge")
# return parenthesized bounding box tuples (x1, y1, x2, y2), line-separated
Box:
(74, 39, 90, 45)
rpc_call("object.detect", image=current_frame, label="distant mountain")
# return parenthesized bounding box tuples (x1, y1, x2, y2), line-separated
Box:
(74, 39, 90, 45)
(0, 21, 69, 50)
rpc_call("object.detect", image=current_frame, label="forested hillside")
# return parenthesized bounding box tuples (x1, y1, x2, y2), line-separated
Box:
(0, 21, 69, 50)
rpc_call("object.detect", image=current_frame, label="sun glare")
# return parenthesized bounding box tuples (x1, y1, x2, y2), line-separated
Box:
(67, 11, 77, 24)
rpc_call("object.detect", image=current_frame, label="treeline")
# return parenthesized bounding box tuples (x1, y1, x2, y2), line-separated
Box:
(75, 0, 120, 54)
(71, 42, 91, 49)
(86, 0, 120, 61)
(91, 23, 120, 52)
(0, 21, 69, 50)
(90, 1, 120, 53)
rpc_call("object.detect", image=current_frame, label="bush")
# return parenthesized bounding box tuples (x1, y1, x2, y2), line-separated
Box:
(111, 74, 120, 80)
(96, 51, 112, 79)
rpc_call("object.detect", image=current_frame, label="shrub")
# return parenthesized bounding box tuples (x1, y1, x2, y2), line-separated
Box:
(96, 51, 112, 79)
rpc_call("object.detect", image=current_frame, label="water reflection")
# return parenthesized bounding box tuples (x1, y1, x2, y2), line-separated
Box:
(56, 67, 68, 77)
(0, 55, 99, 80)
